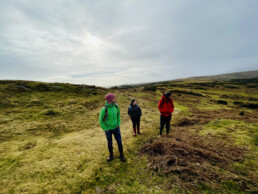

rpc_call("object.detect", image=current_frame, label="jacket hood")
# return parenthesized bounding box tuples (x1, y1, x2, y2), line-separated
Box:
(162, 94, 171, 102)
(105, 102, 117, 107)
(162, 94, 167, 99)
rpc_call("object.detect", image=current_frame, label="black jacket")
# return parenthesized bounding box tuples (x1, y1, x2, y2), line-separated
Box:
(128, 104, 142, 118)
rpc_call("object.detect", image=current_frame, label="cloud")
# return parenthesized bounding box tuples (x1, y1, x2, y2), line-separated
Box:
(0, 0, 257, 87)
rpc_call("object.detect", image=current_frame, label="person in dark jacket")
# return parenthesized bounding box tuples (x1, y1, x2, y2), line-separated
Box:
(158, 92, 174, 136)
(128, 99, 142, 136)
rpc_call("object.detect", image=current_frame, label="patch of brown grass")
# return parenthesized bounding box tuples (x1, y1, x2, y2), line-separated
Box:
(175, 108, 258, 127)
(139, 128, 256, 191)
(191, 108, 258, 123)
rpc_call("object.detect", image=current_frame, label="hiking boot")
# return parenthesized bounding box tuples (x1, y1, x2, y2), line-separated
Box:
(137, 126, 142, 135)
(107, 155, 113, 162)
(160, 129, 163, 136)
(119, 155, 126, 162)
(133, 128, 137, 136)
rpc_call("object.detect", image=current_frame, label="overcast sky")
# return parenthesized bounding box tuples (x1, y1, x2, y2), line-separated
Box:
(0, 0, 257, 87)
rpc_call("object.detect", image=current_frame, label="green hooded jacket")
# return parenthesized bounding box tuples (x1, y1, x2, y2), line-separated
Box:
(99, 102, 121, 131)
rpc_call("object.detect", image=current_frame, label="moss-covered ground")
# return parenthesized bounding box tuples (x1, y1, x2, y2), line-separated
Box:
(0, 80, 257, 193)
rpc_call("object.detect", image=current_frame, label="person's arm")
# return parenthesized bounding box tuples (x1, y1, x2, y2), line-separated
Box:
(99, 107, 107, 130)
(158, 99, 162, 112)
(117, 105, 121, 126)
(171, 99, 175, 113)
(139, 106, 142, 117)
(128, 107, 131, 117)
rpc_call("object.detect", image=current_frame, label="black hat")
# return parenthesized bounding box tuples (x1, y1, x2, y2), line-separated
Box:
(165, 91, 171, 98)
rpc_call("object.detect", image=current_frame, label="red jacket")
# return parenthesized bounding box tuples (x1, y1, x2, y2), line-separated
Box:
(158, 95, 174, 116)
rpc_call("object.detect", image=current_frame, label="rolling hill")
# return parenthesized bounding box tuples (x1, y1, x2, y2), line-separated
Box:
(177, 70, 258, 81)
(0, 73, 257, 193)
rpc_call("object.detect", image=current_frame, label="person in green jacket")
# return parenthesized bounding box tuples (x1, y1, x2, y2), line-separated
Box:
(99, 93, 126, 162)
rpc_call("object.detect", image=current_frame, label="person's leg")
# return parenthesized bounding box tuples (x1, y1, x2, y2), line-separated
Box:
(114, 127, 126, 162)
(160, 115, 166, 135)
(136, 117, 141, 134)
(131, 117, 137, 136)
(105, 130, 113, 161)
(165, 115, 172, 135)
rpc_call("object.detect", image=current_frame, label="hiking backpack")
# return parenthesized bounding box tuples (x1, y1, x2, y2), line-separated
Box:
(103, 104, 119, 122)
(160, 98, 173, 108)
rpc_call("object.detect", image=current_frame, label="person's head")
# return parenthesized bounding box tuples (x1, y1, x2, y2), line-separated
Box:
(164, 91, 172, 99)
(105, 93, 116, 104)
(131, 99, 137, 105)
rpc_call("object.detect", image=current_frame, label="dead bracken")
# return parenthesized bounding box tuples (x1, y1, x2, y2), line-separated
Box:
(139, 128, 256, 191)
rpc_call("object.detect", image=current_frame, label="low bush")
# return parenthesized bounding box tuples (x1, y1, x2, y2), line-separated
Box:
(220, 95, 230, 99)
(248, 97, 258, 102)
(216, 100, 228, 105)
(233, 101, 244, 106)
(34, 83, 50, 91)
(239, 111, 245, 116)
(246, 85, 257, 88)
(233, 101, 258, 109)
(242, 103, 258, 109)
(143, 86, 157, 91)
(223, 85, 240, 89)
(172, 89, 203, 97)
(44, 109, 59, 116)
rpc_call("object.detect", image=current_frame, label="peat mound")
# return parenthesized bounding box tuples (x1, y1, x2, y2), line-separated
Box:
(139, 129, 256, 191)
(177, 118, 209, 126)
(191, 108, 258, 123)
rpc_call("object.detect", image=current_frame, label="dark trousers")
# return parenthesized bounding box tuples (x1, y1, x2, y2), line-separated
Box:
(160, 115, 172, 135)
(105, 127, 123, 156)
(131, 116, 140, 128)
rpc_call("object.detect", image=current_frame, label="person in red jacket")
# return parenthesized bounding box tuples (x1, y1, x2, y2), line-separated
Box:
(158, 91, 174, 136)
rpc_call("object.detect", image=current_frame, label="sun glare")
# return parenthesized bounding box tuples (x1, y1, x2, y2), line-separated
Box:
(86, 34, 102, 47)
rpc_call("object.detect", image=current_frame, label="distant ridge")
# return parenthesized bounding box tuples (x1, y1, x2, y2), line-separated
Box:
(112, 70, 258, 88)
(176, 70, 258, 82)
(1, 70, 257, 88)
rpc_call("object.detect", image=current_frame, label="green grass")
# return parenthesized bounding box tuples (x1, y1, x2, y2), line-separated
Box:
(201, 89, 258, 98)
(199, 119, 258, 192)
(173, 101, 188, 112)
(200, 119, 258, 146)
(0, 80, 257, 193)
(197, 98, 232, 110)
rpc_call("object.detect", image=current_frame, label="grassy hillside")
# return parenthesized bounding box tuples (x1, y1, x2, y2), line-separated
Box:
(111, 70, 258, 89)
(0, 79, 257, 193)
(178, 70, 258, 81)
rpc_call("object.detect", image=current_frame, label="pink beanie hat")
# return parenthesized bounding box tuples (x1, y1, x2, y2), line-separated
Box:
(105, 93, 115, 103)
